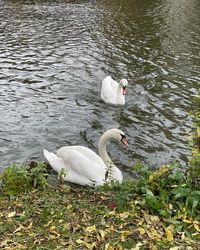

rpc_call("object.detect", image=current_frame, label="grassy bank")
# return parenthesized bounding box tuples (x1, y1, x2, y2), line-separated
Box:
(0, 154, 200, 250)
(0, 92, 199, 250)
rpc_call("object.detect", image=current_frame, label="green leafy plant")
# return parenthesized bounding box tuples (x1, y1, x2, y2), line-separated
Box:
(0, 162, 49, 195)
(0, 164, 32, 195)
(58, 167, 67, 184)
(29, 161, 49, 188)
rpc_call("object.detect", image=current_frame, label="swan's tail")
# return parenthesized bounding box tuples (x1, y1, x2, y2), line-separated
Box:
(43, 149, 66, 173)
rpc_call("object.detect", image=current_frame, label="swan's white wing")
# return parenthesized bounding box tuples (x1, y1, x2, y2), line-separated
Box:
(57, 146, 107, 186)
(101, 76, 118, 104)
(57, 146, 105, 166)
(43, 149, 66, 173)
(110, 78, 118, 91)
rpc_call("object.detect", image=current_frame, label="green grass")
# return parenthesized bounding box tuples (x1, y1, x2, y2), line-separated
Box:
(0, 158, 200, 249)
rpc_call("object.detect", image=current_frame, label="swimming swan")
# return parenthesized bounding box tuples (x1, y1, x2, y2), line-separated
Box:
(43, 128, 128, 187)
(101, 76, 128, 105)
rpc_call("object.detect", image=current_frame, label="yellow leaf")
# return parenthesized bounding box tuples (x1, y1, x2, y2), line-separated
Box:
(150, 245, 159, 250)
(67, 245, 73, 250)
(105, 224, 114, 233)
(120, 230, 132, 237)
(49, 234, 57, 240)
(138, 227, 146, 235)
(108, 211, 115, 215)
(85, 225, 96, 232)
(44, 219, 53, 227)
(28, 232, 38, 237)
(76, 239, 96, 249)
(150, 215, 160, 223)
(0, 238, 9, 247)
(99, 229, 106, 238)
(67, 204, 73, 210)
(165, 227, 174, 241)
(146, 228, 162, 240)
(50, 230, 60, 236)
(183, 219, 192, 224)
(26, 221, 33, 230)
(149, 173, 154, 182)
(17, 243, 26, 249)
(121, 233, 125, 242)
(116, 244, 123, 250)
(169, 247, 180, 250)
(105, 243, 114, 250)
(100, 195, 107, 200)
(193, 222, 200, 232)
(76, 239, 83, 244)
(132, 242, 143, 250)
(16, 232, 23, 236)
(7, 211, 16, 218)
(119, 212, 130, 219)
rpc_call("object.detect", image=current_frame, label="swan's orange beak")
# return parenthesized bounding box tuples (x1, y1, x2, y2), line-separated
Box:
(122, 138, 129, 146)
(122, 86, 128, 95)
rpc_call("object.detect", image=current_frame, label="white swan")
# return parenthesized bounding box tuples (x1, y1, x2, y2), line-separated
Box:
(43, 128, 128, 187)
(101, 76, 128, 105)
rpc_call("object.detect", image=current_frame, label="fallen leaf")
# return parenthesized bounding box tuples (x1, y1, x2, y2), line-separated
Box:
(138, 227, 146, 235)
(44, 219, 53, 227)
(0, 238, 9, 247)
(105, 243, 114, 250)
(67, 204, 73, 210)
(67, 245, 73, 250)
(85, 225, 96, 232)
(7, 211, 16, 218)
(119, 212, 130, 219)
(99, 229, 106, 238)
(132, 242, 143, 250)
(193, 221, 200, 232)
(100, 195, 108, 200)
(13, 225, 24, 234)
(26, 221, 33, 230)
(17, 243, 26, 249)
(109, 202, 117, 209)
(165, 226, 174, 241)
(76, 239, 96, 249)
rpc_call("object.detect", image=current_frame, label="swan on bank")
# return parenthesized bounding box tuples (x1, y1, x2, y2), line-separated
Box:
(101, 76, 128, 105)
(43, 128, 128, 187)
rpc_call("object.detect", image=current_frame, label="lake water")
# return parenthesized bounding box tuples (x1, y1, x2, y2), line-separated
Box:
(0, 0, 199, 176)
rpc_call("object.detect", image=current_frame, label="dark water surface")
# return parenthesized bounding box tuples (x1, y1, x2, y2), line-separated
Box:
(0, 0, 199, 175)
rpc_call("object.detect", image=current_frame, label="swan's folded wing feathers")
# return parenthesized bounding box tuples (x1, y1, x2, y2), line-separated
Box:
(57, 146, 105, 167)
(43, 149, 66, 173)
(58, 149, 107, 182)
(110, 78, 118, 91)
(101, 76, 119, 104)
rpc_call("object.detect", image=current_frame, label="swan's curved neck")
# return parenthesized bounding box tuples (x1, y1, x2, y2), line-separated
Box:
(98, 131, 113, 168)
